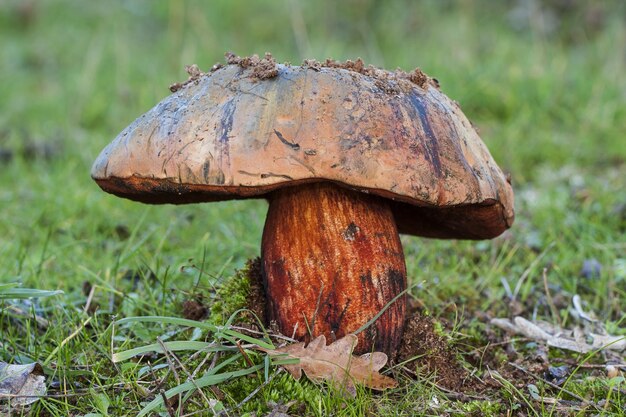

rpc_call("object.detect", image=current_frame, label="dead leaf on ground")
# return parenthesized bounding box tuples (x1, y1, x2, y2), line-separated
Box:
(262, 334, 397, 396)
(0, 361, 46, 412)
(491, 316, 626, 354)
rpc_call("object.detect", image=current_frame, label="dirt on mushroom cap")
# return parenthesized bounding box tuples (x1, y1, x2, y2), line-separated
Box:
(170, 52, 432, 94)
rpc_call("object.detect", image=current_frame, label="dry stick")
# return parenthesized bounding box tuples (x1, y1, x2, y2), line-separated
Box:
(160, 390, 176, 417)
(157, 337, 181, 385)
(468, 338, 534, 356)
(185, 341, 224, 379)
(507, 362, 603, 412)
(191, 350, 215, 380)
(559, 361, 626, 370)
(542, 268, 562, 327)
(207, 350, 221, 374)
(486, 366, 539, 416)
(229, 325, 298, 344)
(235, 340, 255, 367)
(156, 337, 183, 415)
(107, 315, 123, 378)
(35, 380, 156, 399)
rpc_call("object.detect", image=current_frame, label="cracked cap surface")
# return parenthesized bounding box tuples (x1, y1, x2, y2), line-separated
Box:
(92, 63, 514, 239)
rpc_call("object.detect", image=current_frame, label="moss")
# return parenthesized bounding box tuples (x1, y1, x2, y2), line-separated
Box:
(216, 362, 322, 416)
(208, 269, 250, 325)
(455, 400, 505, 416)
(208, 258, 264, 326)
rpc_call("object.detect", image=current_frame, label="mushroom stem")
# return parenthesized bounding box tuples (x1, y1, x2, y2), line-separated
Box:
(261, 182, 407, 354)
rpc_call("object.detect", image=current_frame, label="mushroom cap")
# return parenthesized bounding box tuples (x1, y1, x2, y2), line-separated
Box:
(92, 63, 514, 239)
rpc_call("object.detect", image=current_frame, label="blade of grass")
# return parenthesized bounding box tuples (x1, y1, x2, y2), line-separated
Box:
(0, 288, 63, 299)
(115, 316, 219, 332)
(112, 341, 236, 363)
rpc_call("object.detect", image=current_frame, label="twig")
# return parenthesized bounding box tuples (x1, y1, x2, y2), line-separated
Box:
(156, 337, 182, 415)
(191, 350, 214, 380)
(558, 361, 626, 370)
(208, 350, 221, 371)
(235, 340, 255, 367)
(486, 367, 539, 416)
(229, 325, 297, 343)
(160, 390, 176, 417)
(157, 338, 181, 386)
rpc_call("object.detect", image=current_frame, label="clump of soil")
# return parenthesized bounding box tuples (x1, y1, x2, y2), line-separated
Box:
(225, 52, 279, 80)
(169, 62, 224, 92)
(170, 64, 202, 92)
(244, 257, 266, 322)
(182, 297, 208, 321)
(396, 314, 470, 391)
(169, 53, 436, 94)
(303, 57, 432, 91)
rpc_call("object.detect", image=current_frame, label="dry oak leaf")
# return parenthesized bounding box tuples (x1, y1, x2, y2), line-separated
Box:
(264, 334, 397, 396)
(0, 361, 46, 413)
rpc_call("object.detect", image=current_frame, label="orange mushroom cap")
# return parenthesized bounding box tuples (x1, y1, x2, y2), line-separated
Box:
(92, 60, 514, 239)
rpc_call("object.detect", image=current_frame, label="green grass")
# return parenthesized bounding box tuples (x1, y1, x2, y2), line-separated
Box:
(1, 0, 625, 415)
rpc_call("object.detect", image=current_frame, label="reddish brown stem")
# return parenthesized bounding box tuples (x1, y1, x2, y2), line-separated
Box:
(261, 182, 407, 354)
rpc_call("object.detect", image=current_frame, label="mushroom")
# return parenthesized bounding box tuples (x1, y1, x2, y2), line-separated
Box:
(92, 56, 514, 355)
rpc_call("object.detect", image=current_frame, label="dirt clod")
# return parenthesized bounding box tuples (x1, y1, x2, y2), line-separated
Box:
(182, 298, 208, 321)
(169, 53, 433, 94)
(169, 63, 212, 92)
(396, 314, 469, 391)
(303, 57, 431, 91)
(225, 51, 279, 80)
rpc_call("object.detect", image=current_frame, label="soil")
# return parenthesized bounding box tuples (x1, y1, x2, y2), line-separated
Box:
(302, 57, 431, 90)
(225, 52, 279, 80)
(182, 297, 208, 321)
(169, 53, 436, 94)
(396, 314, 470, 391)
(244, 257, 267, 323)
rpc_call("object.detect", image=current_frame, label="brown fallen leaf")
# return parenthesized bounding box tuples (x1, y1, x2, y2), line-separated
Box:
(491, 316, 626, 354)
(262, 334, 397, 396)
(0, 361, 46, 412)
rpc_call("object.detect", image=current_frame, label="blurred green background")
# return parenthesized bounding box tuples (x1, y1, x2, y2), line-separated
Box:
(1, 0, 625, 299)
(2, 0, 625, 178)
